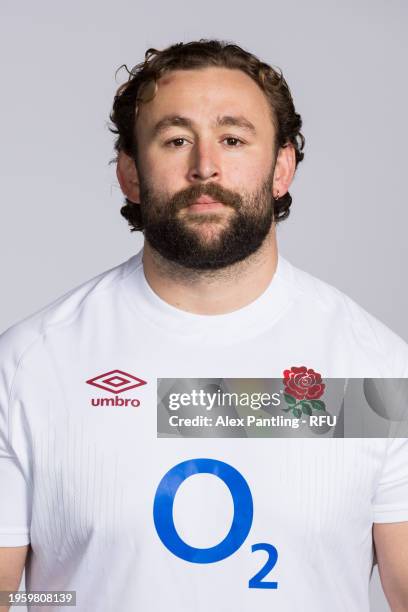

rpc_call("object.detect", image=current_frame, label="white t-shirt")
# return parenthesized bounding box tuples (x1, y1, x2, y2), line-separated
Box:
(1, 249, 408, 611)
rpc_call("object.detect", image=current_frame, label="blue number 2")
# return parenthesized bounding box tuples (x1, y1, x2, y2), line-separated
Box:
(249, 543, 278, 589)
(153, 458, 253, 563)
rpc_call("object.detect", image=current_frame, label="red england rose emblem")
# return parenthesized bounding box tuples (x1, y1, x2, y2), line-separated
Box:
(283, 366, 325, 400)
(281, 366, 326, 417)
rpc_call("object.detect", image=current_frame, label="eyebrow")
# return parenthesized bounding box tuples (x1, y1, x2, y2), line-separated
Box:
(151, 114, 257, 137)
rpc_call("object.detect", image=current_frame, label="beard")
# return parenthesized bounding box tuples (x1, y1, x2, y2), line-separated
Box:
(138, 167, 275, 271)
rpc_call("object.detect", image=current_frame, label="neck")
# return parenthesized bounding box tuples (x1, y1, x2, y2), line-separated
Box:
(141, 226, 279, 315)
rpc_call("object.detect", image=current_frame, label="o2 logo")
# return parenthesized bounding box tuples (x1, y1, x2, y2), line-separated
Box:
(153, 458, 278, 589)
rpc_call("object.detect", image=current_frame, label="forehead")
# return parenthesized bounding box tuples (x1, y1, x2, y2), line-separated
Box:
(136, 67, 273, 131)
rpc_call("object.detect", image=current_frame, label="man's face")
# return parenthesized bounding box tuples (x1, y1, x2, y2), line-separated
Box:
(134, 67, 278, 270)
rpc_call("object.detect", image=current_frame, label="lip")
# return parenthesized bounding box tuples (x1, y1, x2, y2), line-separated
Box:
(188, 196, 225, 212)
(188, 202, 224, 212)
(192, 196, 220, 205)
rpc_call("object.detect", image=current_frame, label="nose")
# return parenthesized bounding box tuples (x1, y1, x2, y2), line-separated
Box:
(186, 140, 221, 183)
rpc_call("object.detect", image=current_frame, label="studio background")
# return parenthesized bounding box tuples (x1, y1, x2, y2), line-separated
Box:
(1, 1, 407, 611)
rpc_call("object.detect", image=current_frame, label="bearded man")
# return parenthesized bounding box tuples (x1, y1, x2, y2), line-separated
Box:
(0, 40, 407, 612)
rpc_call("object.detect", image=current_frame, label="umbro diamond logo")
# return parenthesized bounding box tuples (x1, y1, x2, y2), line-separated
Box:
(86, 369, 147, 395)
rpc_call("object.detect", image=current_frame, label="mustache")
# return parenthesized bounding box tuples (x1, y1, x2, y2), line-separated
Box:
(169, 183, 243, 212)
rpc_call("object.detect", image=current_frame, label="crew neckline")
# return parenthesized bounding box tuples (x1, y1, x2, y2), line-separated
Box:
(121, 248, 295, 345)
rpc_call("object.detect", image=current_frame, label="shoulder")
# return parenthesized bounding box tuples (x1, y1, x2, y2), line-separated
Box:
(280, 256, 408, 377)
(0, 251, 142, 375)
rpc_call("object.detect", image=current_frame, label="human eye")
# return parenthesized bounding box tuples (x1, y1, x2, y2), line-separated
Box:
(222, 136, 245, 147)
(164, 137, 190, 148)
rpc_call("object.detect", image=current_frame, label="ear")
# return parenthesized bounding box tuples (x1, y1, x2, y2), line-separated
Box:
(116, 150, 140, 203)
(272, 143, 297, 198)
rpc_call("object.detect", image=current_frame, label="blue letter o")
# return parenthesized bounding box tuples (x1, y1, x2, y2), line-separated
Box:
(153, 458, 253, 563)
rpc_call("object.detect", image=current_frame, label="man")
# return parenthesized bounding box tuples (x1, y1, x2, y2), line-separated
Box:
(0, 39, 407, 611)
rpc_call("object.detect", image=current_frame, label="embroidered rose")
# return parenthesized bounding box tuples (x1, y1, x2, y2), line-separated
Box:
(283, 366, 325, 400)
(282, 366, 326, 417)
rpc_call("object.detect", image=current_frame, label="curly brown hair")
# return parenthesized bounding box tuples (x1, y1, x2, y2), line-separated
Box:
(108, 39, 305, 231)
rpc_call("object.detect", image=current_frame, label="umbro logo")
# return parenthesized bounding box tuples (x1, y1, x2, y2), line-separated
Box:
(86, 369, 147, 394)
(86, 369, 147, 407)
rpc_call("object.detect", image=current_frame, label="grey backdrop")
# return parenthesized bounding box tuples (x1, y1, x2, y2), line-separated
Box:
(1, 1, 407, 610)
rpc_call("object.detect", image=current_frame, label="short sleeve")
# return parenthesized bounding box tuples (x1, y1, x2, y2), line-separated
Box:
(0, 456, 30, 545)
(0, 326, 31, 546)
(372, 437, 408, 523)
